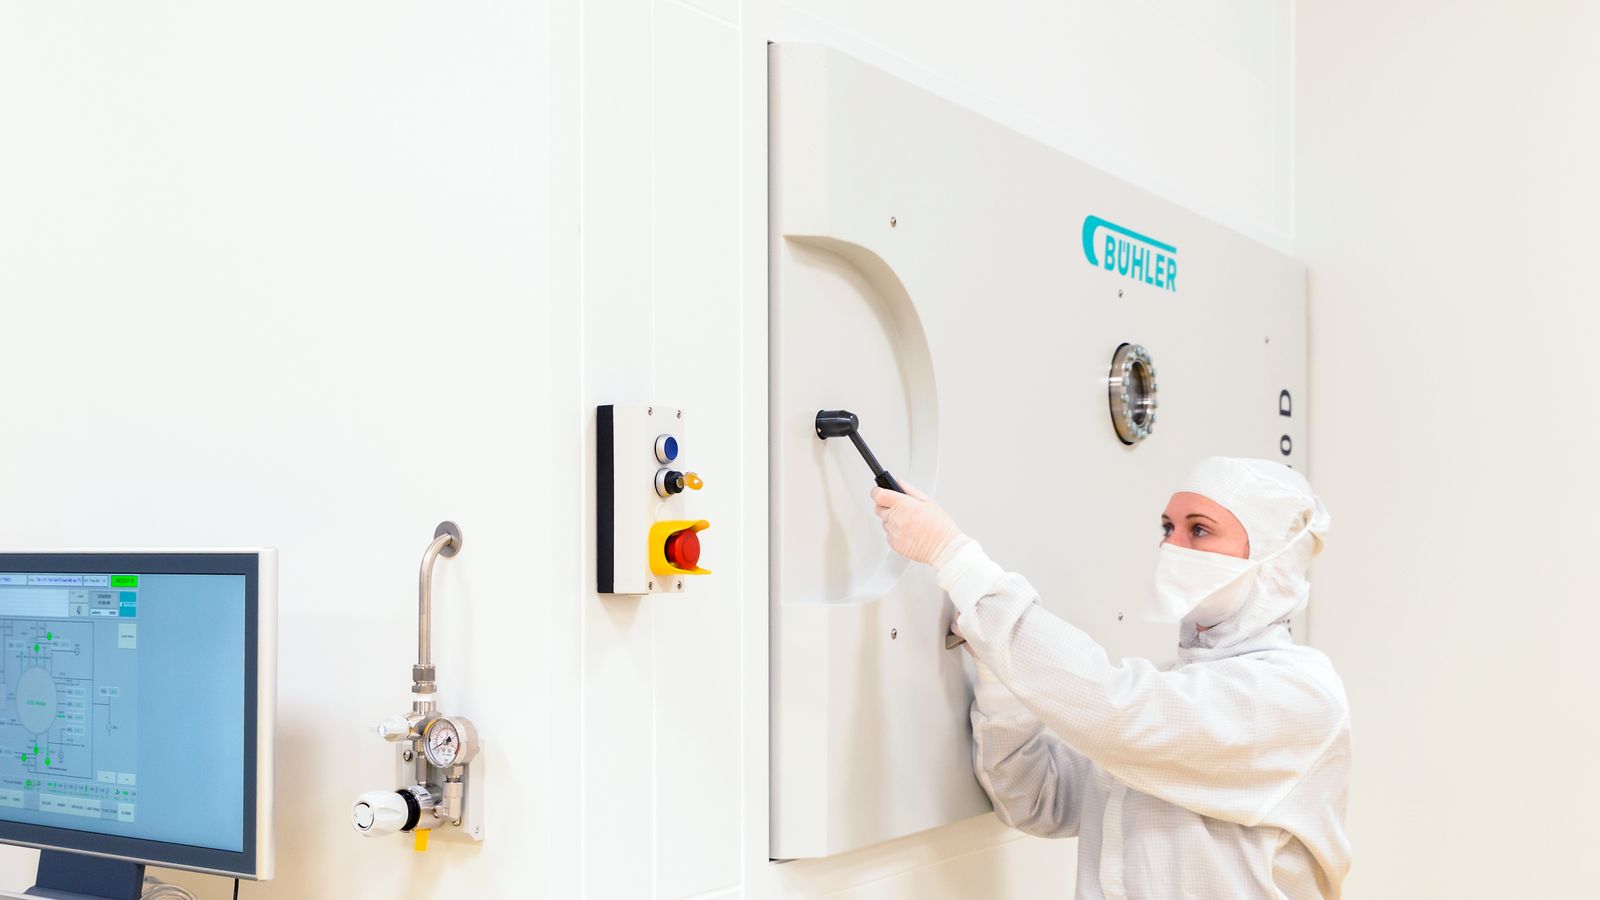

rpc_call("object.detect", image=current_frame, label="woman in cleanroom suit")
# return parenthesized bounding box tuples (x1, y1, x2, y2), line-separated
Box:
(873, 456, 1350, 899)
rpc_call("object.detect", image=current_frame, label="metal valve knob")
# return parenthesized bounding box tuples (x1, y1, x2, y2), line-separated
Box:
(352, 790, 411, 836)
(376, 716, 414, 742)
(351, 786, 435, 836)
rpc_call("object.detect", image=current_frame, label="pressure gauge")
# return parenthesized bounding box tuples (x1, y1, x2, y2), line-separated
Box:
(1109, 343, 1158, 444)
(423, 716, 479, 768)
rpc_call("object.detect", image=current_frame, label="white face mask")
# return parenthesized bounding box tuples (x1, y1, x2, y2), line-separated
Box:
(1147, 544, 1260, 626)
(1147, 521, 1317, 626)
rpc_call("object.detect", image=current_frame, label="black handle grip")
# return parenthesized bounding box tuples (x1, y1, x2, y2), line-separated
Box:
(875, 471, 905, 494)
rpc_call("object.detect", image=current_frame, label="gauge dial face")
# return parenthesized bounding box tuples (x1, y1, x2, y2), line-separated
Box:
(426, 719, 460, 767)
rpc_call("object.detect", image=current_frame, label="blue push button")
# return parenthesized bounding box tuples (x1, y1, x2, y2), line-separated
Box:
(654, 434, 679, 464)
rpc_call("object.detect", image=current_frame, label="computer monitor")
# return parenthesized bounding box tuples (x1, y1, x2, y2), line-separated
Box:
(0, 551, 274, 898)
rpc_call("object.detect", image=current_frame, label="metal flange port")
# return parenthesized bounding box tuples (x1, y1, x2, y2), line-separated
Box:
(1108, 343, 1158, 445)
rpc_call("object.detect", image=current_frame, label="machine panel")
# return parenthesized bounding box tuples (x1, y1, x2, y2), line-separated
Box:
(769, 44, 1308, 858)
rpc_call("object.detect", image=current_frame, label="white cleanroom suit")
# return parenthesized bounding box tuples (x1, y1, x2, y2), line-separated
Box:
(874, 458, 1351, 899)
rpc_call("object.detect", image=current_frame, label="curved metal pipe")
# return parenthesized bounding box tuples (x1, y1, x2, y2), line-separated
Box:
(417, 531, 454, 669)
(413, 522, 462, 694)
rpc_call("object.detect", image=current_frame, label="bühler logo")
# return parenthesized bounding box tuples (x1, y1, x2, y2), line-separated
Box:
(1082, 215, 1177, 292)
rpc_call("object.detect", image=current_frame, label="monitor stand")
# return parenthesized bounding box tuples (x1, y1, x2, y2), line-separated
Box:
(24, 851, 144, 900)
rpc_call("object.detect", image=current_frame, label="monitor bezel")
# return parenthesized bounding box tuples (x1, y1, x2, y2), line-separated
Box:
(0, 551, 271, 880)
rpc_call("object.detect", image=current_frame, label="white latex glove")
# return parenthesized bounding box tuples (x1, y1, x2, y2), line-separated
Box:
(871, 483, 967, 566)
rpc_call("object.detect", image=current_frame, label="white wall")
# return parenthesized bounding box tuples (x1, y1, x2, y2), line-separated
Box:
(0, 2, 553, 897)
(775, 0, 1295, 245)
(1296, 2, 1600, 895)
(0, 1, 1293, 897)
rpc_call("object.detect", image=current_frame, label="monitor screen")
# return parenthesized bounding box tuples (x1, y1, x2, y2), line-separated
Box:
(0, 553, 269, 878)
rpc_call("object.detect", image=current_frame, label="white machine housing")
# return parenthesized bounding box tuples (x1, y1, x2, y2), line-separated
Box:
(769, 44, 1309, 859)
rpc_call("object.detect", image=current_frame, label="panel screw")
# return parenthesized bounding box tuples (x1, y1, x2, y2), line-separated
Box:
(402, 750, 413, 762)
(889, 216, 897, 227)
(676, 409, 682, 418)
(1117, 289, 1124, 298)
(647, 406, 653, 415)
(1117, 613, 1124, 621)
(647, 581, 654, 590)
(890, 628, 898, 639)
(676, 581, 683, 590)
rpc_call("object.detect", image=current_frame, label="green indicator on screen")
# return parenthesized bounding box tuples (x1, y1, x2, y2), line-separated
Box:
(110, 575, 138, 588)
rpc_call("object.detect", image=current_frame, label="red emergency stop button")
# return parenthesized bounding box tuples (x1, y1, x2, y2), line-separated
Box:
(664, 528, 700, 570)
(648, 519, 710, 577)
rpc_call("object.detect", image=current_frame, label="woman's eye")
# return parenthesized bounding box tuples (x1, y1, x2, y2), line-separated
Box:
(1191, 524, 1209, 538)
(1161, 522, 1173, 537)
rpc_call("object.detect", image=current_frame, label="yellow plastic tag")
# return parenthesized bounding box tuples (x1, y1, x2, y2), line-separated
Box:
(413, 829, 431, 852)
(685, 472, 704, 491)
